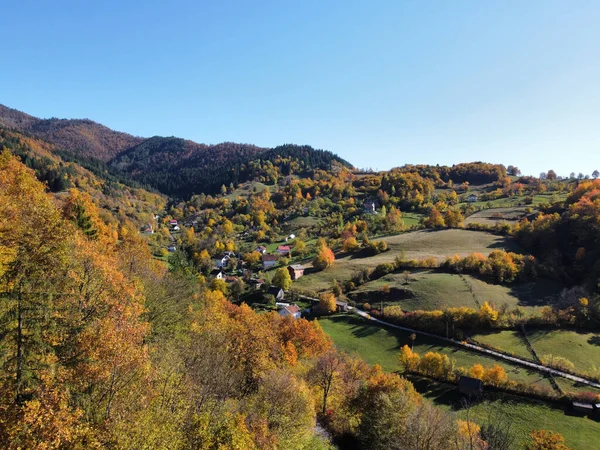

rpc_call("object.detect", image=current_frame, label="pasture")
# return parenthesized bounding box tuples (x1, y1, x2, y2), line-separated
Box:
(347, 270, 560, 314)
(318, 315, 555, 389)
(465, 206, 533, 226)
(415, 378, 600, 450)
(293, 229, 523, 292)
(526, 329, 600, 374)
(319, 314, 600, 450)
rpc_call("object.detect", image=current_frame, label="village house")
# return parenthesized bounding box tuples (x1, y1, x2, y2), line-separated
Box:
(268, 287, 285, 301)
(285, 234, 295, 242)
(467, 194, 478, 203)
(210, 269, 224, 280)
(255, 245, 267, 254)
(287, 264, 305, 280)
(277, 245, 291, 256)
(172, 225, 180, 231)
(141, 224, 154, 234)
(363, 200, 377, 215)
(262, 254, 278, 270)
(225, 275, 239, 283)
(214, 254, 230, 268)
(168, 219, 178, 227)
(167, 245, 177, 252)
(278, 304, 301, 319)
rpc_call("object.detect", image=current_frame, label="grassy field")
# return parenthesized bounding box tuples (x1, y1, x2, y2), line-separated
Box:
(294, 229, 523, 292)
(347, 270, 560, 314)
(401, 212, 424, 228)
(463, 192, 568, 210)
(319, 314, 600, 450)
(465, 206, 534, 226)
(412, 377, 600, 450)
(318, 315, 554, 389)
(471, 330, 532, 360)
(526, 330, 600, 374)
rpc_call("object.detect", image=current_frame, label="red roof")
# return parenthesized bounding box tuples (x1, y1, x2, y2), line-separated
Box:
(262, 254, 278, 261)
(286, 304, 301, 314)
(277, 245, 291, 251)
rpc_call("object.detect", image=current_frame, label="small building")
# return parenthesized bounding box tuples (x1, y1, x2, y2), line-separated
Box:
(173, 225, 180, 231)
(210, 270, 224, 280)
(214, 254, 230, 268)
(169, 219, 178, 226)
(255, 245, 267, 254)
(262, 254, 278, 270)
(363, 200, 377, 215)
(141, 224, 154, 234)
(277, 245, 291, 256)
(287, 264, 305, 280)
(458, 376, 483, 397)
(167, 245, 177, 252)
(572, 402, 594, 415)
(467, 194, 478, 203)
(279, 304, 301, 319)
(268, 287, 285, 301)
(285, 234, 296, 242)
(335, 300, 349, 313)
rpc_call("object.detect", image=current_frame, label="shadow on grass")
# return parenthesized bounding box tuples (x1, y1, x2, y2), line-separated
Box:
(508, 279, 563, 308)
(588, 336, 600, 347)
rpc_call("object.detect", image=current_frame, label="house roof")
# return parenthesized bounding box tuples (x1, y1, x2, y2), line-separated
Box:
(277, 245, 291, 251)
(288, 264, 304, 270)
(268, 287, 284, 296)
(284, 304, 301, 314)
(256, 245, 267, 250)
(458, 376, 483, 392)
(262, 254, 278, 261)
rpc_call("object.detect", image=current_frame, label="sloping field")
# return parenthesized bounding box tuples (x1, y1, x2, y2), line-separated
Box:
(320, 315, 600, 450)
(526, 330, 600, 374)
(465, 207, 533, 226)
(319, 315, 553, 388)
(294, 229, 523, 292)
(348, 270, 560, 313)
(416, 379, 600, 450)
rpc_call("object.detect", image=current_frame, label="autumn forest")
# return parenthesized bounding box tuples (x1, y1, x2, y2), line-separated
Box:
(1, 103, 600, 450)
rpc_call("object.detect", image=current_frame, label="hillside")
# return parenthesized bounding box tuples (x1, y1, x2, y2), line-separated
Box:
(0, 104, 352, 198)
(0, 125, 166, 227)
(0, 104, 144, 161)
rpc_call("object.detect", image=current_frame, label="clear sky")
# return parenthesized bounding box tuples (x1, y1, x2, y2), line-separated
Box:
(2, 0, 599, 176)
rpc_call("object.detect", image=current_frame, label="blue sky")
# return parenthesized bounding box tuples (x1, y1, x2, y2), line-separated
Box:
(2, 0, 599, 175)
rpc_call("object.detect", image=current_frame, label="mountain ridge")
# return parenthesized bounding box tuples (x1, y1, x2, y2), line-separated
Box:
(0, 103, 353, 198)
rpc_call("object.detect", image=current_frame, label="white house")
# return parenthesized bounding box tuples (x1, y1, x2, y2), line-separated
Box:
(467, 194, 478, 203)
(262, 254, 278, 270)
(278, 304, 301, 319)
(214, 254, 230, 268)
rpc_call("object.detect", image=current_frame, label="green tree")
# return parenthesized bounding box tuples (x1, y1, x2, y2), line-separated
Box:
(272, 267, 292, 290)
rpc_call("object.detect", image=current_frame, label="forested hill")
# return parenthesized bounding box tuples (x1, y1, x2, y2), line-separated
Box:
(110, 139, 353, 198)
(0, 104, 353, 198)
(0, 104, 144, 161)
